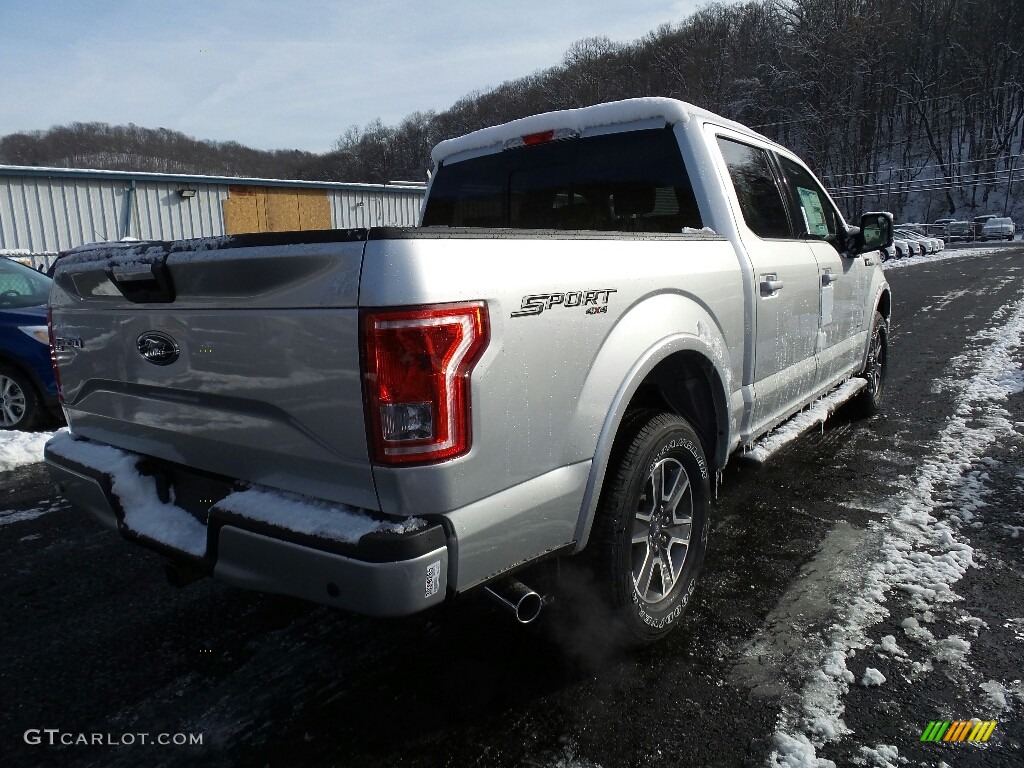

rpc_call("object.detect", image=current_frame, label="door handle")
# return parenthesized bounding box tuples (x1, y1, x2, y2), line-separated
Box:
(821, 273, 836, 286)
(760, 276, 784, 296)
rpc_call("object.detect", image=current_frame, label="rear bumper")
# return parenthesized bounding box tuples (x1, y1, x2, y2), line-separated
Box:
(44, 439, 449, 618)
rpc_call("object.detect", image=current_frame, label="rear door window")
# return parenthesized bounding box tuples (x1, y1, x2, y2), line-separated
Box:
(423, 128, 703, 233)
(716, 137, 792, 239)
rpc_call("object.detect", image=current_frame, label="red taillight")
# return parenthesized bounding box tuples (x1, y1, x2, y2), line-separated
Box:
(362, 302, 489, 465)
(46, 307, 64, 403)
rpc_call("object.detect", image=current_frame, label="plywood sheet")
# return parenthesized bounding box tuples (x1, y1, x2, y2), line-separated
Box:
(223, 186, 332, 234)
(222, 195, 259, 235)
(266, 189, 301, 232)
(297, 190, 331, 230)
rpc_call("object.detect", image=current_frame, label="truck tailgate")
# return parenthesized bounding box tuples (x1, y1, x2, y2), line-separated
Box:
(49, 232, 378, 509)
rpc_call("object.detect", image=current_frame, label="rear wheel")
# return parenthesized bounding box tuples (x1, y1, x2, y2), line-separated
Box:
(0, 365, 41, 430)
(591, 411, 710, 644)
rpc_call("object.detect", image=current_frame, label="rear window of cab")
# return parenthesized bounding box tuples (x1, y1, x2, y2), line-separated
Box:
(422, 128, 703, 234)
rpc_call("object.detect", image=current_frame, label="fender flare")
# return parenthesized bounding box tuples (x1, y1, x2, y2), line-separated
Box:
(571, 330, 732, 553)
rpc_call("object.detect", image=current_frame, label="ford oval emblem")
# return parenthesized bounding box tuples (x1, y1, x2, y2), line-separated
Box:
(136, 331, 180, 366)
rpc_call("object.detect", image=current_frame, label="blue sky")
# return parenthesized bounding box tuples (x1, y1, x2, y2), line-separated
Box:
(1, 0, 707, 152)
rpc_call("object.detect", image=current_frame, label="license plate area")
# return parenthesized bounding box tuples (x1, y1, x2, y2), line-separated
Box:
(137, 459, 242, 525)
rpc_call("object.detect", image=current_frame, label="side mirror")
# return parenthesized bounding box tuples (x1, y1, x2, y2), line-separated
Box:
(853, 211, 893, 255)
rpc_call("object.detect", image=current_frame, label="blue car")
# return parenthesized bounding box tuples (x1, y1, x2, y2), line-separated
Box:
(0, 258, 60, 430)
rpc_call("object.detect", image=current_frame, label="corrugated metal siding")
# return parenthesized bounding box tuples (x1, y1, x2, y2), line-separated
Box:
(0, 175, 231, 251)
(329, 187, 423, 228)
(130, 182, 231, 242)
(0, 169, 424, 253)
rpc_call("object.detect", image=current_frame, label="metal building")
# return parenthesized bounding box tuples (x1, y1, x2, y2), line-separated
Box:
(0, 165, 426, 268)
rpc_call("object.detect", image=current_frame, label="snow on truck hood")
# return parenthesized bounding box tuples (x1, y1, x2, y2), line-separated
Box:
(430, 97, 773, 166)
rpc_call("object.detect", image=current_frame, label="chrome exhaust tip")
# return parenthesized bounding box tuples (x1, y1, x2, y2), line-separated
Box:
(484, 578, 543, 624)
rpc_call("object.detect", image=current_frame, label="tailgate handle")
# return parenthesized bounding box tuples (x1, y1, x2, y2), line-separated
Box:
(106, 257, 176, 304)
(112, 264, 160, 282)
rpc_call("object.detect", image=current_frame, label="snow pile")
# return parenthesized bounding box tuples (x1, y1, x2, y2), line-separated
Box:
(770, 732, 827, 768)
(933, 635, 971, 667)
(746, 379, 866, 462)
(876, 635, 907, 657)
(769, 291, 1024, 765)
(857, 744, 900, 768)
(860, 668, 886, 686)
(45, 431, 423, 558)
(979, 680, 1009, 712)
(0, 428, 59, 472)
(900, 617, 934, 644)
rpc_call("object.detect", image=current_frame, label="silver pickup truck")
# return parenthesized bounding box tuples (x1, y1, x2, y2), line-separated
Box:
(45, 98, 892, 643)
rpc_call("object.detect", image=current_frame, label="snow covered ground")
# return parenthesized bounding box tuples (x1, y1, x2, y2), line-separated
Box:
(767, 286, 1024, 767)
(0, 428, 59, 473)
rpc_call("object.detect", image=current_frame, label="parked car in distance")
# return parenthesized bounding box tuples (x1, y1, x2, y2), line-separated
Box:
(973, 214, 999, 238)
(0, 257, 59, 429)
(980, 216, 1015, 241)
(929, 218, 955, 239)
(893, 229, 923, 256)
(944, 221, 973, 242)
(896, 228, 939, 254)
(892, 235, 911, 258)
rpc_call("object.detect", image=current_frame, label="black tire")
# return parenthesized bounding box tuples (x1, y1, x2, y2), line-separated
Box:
(591, 410, 711, 644)
(852, 310, 888, 417)
(0, 364, 42, 430)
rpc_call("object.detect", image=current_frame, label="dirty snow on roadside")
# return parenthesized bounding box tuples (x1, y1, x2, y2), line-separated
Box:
(880, 245, 1005, 271)
(767, 290, 1024, 767)
(1, 498, 66, 527)
(0, 428, 60, 472)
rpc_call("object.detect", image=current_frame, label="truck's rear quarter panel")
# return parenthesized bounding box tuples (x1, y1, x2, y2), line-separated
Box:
(360, 228, 744, 588)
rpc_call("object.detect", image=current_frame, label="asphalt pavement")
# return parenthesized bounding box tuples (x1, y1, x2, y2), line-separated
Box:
(1, 243, 1022, 768)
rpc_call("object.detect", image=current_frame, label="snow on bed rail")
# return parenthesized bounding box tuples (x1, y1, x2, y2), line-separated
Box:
(55, 236, 232, 271)
(46, 432, 424, 558)
(745, 379, 866, 463)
